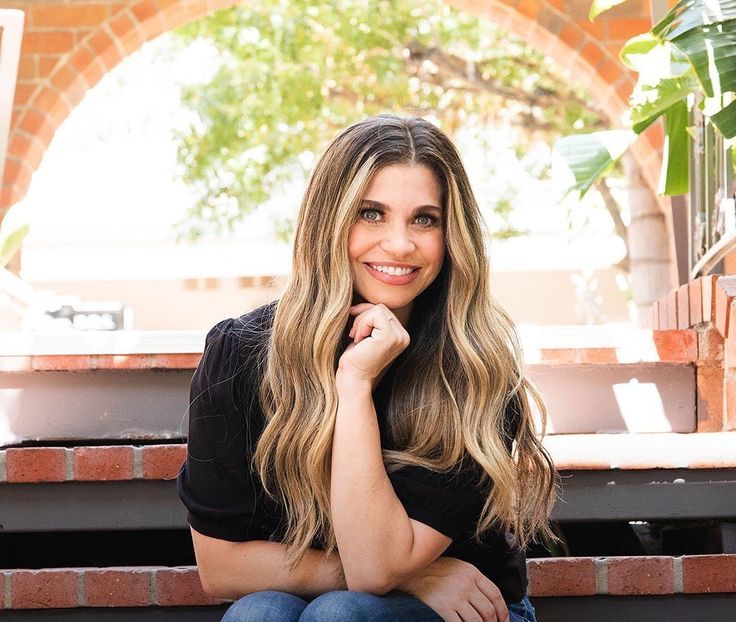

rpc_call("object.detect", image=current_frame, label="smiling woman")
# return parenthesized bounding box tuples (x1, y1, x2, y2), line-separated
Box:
(177, 113, 557, 622)
(349, 164, 445, 326)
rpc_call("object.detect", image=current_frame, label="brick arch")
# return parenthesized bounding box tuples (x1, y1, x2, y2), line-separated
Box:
(2, 0, 659, 215)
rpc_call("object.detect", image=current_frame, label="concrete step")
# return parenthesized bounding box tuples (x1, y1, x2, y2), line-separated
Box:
(1, 556, 734, 621)
(0, 328, 699, 446)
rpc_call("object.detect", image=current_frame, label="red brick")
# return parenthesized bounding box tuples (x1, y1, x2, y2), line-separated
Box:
(515, 0, 541, 19)
(110, 12, 136, 40)
(17, 56, 37, 81)
(667, 290, 678, 329)
(30, 5, 110, 28)
(576, 19, 605, 40)
(74, 446, 134, 481)
(68, 45, 96, 74)
(131, 0, 158, 24)
(607, 556, 674, 595)
(3, 158, 32, 192)
(527, 557, 596, 597)
(580, 42, 604, 67)
(615, 79, 633, 103)
(696, 366, 724, 432)
(579, 348, 618, 363)
(690, 277, 704, 325)
(142, 445, 187, 479)
(598, 59, 622, 83)
(698, 326, 724, 363)
(557, 23, 584, 51)
(22, 31, 74, 54)
(155, 567, 222, 606)
(32, 354, 91, 371)
(153, 353, 201, 369)
(607, 18, 652, 40)
(682, 555, 736, 593)
(677, 283, 691, 329)
(84, 568, 151, 606)
(11, 569, 78, 608)
(652, 329, 697, 362)
(726, 374, 736, 431)
(702, 275, 719, 324)
(6, 447, 66, 483)
(728, 312, 736, 369)
(715, 276, 736, 338)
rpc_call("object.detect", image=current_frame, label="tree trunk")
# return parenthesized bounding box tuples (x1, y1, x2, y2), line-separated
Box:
(623, 153, 675, 326)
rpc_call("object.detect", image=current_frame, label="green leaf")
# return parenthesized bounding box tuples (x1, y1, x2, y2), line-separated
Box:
(658, 100, 690, 195)
(654, 0, 736, 41)
(628, 73, 699, 129)
(710, 97, 736, 137)
(671, 22, 736, 97)
(555, 130, 637, 198)
(0, 223, 29, 268)
(589, 0, 628, 21)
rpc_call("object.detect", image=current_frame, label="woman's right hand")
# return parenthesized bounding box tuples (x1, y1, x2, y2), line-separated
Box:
(397, 556, 510, 622)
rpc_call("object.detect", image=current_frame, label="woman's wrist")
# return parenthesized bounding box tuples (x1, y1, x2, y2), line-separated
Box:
(335, 366, 374, 395)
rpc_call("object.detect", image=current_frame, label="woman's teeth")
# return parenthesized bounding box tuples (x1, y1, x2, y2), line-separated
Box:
(370, 264, 415, 276)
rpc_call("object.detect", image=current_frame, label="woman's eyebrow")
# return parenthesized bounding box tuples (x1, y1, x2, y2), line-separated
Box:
(361, 199, 442, 212)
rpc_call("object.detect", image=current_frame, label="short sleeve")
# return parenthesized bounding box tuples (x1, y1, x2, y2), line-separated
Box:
(177, 318, 268, 542)
(388, 461, 487, 541)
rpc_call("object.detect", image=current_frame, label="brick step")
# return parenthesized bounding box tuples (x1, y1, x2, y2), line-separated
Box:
(4, 434, 736, 484)
(1, 556, 734, 620)
(2, 439, 735, 533)
(0, 329, 700, 447)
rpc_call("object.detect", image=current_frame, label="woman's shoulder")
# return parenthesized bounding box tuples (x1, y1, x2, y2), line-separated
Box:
(204, 300, 277, 357)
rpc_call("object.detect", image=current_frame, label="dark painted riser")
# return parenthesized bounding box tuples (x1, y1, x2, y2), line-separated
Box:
(3, 468, 735, 533)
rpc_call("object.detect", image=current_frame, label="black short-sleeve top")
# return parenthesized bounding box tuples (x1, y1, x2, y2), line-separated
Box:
(177, 302, 528, 603)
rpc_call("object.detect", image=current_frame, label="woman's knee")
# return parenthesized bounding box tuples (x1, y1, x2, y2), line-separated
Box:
(221, 590, 307, 622)
(299, 590, 396, 622)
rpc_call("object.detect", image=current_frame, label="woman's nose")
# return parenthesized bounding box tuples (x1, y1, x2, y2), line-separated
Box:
(379, 226, 416, 256)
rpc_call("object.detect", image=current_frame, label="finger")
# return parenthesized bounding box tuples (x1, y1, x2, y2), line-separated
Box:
(467, 593, 500, 622)
(456, 601, 484, 622)
(474, 579, 508, 622)
(349, 303, 375, 315)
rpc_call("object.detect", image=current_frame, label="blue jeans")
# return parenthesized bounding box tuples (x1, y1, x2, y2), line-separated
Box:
(221, 589, 537, 622)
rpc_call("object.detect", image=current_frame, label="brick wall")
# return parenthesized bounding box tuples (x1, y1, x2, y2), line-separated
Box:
(0, 0, 661, 221)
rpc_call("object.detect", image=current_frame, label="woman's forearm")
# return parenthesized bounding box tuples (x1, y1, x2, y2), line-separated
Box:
(331, 372, 417, 592)
(196, 537, 346, 601)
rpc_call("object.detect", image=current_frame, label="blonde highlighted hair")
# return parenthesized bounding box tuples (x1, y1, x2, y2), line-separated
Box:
(254, 113, 558, 570)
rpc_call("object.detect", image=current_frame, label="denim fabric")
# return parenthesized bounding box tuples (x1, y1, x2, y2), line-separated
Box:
(220, 589, 536, 622)
(508, 594, 537, 622)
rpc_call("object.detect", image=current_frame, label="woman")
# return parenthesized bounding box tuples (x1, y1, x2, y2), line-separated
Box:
(177, 113, 557, 622)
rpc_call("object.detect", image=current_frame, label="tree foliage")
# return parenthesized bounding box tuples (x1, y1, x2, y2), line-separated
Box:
(173, 0, 604, 240)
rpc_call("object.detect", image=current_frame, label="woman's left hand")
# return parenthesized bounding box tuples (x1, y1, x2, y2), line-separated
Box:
(337, 303, 410, 385)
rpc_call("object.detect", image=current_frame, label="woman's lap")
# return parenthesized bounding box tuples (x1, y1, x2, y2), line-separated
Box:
(221, 589, 536, 622)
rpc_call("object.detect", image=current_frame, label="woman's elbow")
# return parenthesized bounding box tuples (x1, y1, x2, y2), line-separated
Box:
(197, 565, 242, 601)
(344, 568, 397, 595)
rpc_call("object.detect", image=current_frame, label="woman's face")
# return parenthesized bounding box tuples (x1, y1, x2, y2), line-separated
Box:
(348, 163, 445, 325)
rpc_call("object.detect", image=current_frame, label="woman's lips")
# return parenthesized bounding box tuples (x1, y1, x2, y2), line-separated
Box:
(364, 263, 420, 285)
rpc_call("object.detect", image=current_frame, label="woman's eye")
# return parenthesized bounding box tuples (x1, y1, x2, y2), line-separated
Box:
(415, 214, 436, 227)
(361, 209, 382, 222)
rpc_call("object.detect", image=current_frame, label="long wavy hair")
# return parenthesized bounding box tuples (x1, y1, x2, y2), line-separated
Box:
(254, 113, 558, 571)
